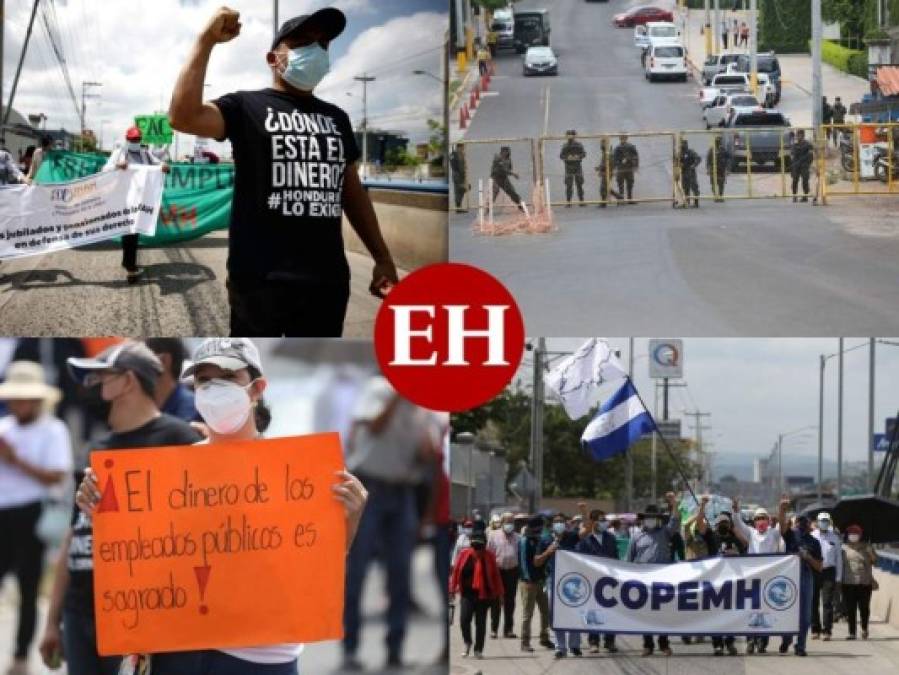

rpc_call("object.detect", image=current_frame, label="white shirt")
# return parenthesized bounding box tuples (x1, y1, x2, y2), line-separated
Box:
(733, 516, 783, 554)
(0, 413, 72, 508)
(451, 533, 471, 567)
(192, 438, 304, 664)
(813, 528, 843, 578)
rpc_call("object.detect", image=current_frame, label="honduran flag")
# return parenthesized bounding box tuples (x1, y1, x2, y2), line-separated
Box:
(581, 379, 654, 461)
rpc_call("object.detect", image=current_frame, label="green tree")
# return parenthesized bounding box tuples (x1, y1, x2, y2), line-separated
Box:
(823, 0, 867, 40)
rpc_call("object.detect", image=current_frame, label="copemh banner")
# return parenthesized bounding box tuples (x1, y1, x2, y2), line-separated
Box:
(34, 150, 233, 246)
(552, 550, 803, 636)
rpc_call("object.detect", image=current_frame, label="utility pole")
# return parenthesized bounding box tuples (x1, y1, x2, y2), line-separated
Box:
(529, 338, 546, 513)
(811, 0, 823, 130)
(818, 353, 825, 499)
(653, 379, 686, 501)
(869, 339, 876, 492)
(704, 0, 712, 59)
(837, 337, 844, 498)
(686, 411, 712, 490)
(273, 0, 279, 40)
(713, 0, 720, 54)
(626, 338, 634, 512)
(778, 433, 783, 495)
(2, 0, 41, 131)
(354, 74, 376, 180)
(80, 81, 103, 151)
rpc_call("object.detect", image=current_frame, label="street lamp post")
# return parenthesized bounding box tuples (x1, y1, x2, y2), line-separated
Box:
(354, 74, 376, 180)
(413, 67, 449, 178)
(779, 426, 815, 495)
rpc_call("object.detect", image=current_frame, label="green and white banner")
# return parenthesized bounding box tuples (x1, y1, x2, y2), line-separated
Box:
(33, 150, 233, 246)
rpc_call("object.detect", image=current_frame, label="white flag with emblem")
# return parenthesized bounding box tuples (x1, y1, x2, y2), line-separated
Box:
(544, 338, 627, 420)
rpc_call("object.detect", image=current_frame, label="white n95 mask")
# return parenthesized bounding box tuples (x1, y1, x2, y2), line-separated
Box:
(195, 379, 255, 434)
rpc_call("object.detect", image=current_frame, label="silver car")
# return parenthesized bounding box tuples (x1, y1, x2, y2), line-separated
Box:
(523, 46, 558, 76)
(703, 92, 760, 128)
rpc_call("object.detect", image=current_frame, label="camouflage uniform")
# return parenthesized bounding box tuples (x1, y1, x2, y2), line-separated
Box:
(679, 144, 702, 207)
(790, 136, 814, 201)
(613, 140, 639, 203)
(560, 137, 586, 205)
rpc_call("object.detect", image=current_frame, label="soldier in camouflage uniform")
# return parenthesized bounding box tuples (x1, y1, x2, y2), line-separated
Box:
(678, 139, 702, 208)
(706, 136, 730, 203)
(612, 134, 639, 204)
(560, 129, 587, 207)
(790, 129, 814, 203)
(491, 146, 524, 212)
(450, 144, 467, 211)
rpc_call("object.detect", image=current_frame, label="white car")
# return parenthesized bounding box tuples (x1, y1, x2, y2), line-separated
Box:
(699, 72, 752, 108)
(523, 46, 558, 76)
(645, 43, 688, 82)
(702, 91, 760, 128)
(634, 21, 680, 50)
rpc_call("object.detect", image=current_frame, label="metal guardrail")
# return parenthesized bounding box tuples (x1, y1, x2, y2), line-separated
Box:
(876, 549, 899, 574)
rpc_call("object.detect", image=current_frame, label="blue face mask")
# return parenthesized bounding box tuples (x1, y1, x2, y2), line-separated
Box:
(279, 43, 330, 91)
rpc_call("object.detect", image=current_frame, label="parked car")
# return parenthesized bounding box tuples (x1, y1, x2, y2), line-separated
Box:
(634, 21, 680, 50)
(701, 53, 743, 85)
(523, 45, 558, 76)
(735, 53, 783, 104)
(645, 43, 688, 82)
(722, 109, 793, 170)
(514, 8, 551, 53)
(613, 5, 673, 28)
(699, 72, 752, 108)
(702, 91, 760, 128)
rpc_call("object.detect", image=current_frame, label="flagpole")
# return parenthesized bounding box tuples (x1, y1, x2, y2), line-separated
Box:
(627, 376, 699, 505)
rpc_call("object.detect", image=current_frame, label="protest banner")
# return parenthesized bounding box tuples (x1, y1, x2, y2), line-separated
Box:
(0, 167, 163, 260)
(34, 150, 234, 246)
(552, 550, 803, 636)
(90, 433, 346, 655)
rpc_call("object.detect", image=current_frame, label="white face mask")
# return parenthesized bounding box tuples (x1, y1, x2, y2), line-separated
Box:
(819, 521, 831, 531)
(195, 378, 255, 434)
(127, 142, 142, 152)
(596, 521, 609, 533)
(848, 533, 860, 543)
(643, 518, 658, 530)
(502, 523, 514, 534)
(461, 528, 472, 537)
(552, 523, 566, 535)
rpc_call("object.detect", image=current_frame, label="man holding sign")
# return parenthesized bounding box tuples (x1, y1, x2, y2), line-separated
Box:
(71, 338, 368, 674)
(168, 6, 399, 337)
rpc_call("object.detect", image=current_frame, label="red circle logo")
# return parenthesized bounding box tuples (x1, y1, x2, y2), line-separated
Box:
(374, 263, 525, 412)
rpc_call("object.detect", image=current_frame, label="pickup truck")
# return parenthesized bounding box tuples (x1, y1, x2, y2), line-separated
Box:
(701, 53, 742, 85)
(699, 73, 752, 108)
(721, 110, 794, 170)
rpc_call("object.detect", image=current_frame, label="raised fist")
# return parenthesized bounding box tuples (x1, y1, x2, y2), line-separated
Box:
(202, 6, 241, 45)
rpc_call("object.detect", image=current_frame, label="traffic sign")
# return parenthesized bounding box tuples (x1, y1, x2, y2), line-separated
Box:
(648, 339, 683, 379)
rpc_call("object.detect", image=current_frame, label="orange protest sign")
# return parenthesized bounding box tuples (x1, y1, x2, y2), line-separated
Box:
(90, 433, 346, 656)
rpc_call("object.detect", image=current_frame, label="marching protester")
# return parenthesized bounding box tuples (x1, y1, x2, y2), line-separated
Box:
(39, 342, 202, 675)
(453, 519, 474, 567)
(103, 127, 171, 284)
(487, 512, 520, 639)
(627, 492, 680, 657)
(518, 516, 554, 653)
(841, 524, 876, 640)
(576, 509, 619, 654)
(811, 512, 842, 641)
(695, 498, 745, 656)
(0, 140, 30, 186)
(779, 514, 824, 656)
(168, 5, 399, 336)
(0, 362, 72, 675)
(25, 136, 52, 183)
(68, 338, 369, 674)
(450, 525, 504, 660)
(538, 514, 582, 659)
(731, 495, 789, 653)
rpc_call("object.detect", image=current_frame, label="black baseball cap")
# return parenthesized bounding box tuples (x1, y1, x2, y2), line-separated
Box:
(67, 341, 163, 391)
(271, 8, 346, 50)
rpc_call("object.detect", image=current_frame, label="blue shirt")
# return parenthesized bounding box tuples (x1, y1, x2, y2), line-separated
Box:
(162, 384, 200, 422)
(540, 531, 580, 578)
(519, 535, 546, 583)
(782, 527, 823, 572)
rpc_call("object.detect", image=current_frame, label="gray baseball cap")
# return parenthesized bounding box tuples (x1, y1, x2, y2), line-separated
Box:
(181, 338, 263, 378)
(67, 341, 163, 390)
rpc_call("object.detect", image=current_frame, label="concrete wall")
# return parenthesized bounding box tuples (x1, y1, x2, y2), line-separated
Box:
(342, 187, 447, 271)
(872, 568, 898, 629)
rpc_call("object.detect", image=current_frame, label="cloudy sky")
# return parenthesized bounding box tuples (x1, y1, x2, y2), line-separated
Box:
(2, 0, 446, 154)
(521, 338, 899, 472)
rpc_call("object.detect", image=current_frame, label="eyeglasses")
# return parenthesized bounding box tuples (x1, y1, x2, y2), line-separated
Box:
(83, 370, 126, 387)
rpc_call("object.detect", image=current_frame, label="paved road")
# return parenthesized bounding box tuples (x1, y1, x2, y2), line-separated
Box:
(450, 617, 899, 675)
(450, 0, 899, 336)
(0, 231, 399, 337)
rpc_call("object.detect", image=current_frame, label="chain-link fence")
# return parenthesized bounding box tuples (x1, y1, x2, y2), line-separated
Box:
(821, 123, 899, 198)
(451, 138, 537, 213)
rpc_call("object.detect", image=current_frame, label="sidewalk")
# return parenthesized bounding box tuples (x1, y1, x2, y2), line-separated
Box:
(681, 8, 871, 127)
(0, 547, 445, 675)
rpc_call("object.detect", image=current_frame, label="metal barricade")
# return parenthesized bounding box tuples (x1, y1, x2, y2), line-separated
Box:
(451, 137, 538, 213)
(820, 122, 899, 199)
(538, 132, 678, 207)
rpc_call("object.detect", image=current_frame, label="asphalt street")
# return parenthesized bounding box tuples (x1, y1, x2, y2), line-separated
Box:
(0, 231, 398, 337)
(450, 0, 899, 336)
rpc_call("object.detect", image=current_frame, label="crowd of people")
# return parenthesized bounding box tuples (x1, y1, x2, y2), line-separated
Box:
(0, 337, 449, 675)
(448, 492, 879, 660)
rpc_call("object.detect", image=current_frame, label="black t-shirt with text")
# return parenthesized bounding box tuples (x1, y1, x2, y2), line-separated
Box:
(213, 88, 361, 286)
(65, 414, 201, 616)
